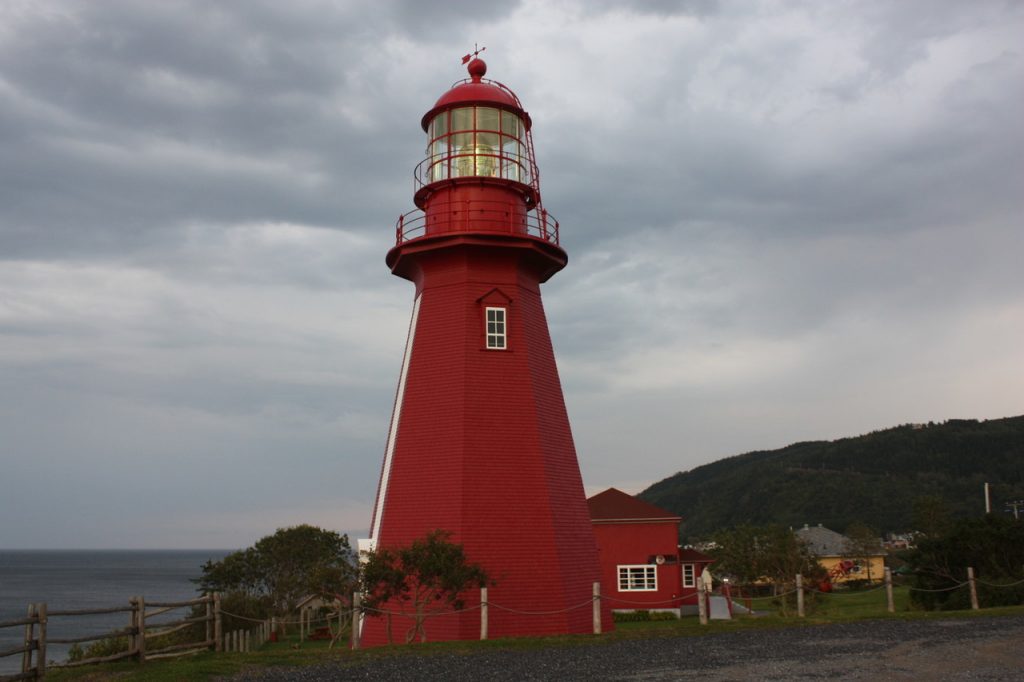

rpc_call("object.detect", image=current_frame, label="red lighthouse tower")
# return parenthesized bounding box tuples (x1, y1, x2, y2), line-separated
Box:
(362, 55, 610, 643)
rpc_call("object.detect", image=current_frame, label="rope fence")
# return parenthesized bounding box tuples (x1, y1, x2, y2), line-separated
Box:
(3, 566, 1021, 678)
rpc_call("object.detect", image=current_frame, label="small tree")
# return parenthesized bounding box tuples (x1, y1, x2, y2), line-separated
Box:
(844, 522, 884, 582)
(361, 530, 489, 643)
(197, 525, 357, 631)
(908, 515, 1024, 610)
(710, 524, 824, 613)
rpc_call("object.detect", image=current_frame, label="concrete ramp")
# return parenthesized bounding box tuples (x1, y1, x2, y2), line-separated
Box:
(709, 596, 732, 620)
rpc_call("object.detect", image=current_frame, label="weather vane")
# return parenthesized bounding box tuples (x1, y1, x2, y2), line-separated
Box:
(461, 43, 486, 65)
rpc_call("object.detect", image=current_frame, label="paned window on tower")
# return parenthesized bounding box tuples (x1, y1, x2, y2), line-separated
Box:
(485, 307, 506, 349)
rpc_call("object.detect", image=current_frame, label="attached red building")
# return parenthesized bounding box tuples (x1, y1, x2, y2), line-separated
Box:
(588, 488, 714, 615)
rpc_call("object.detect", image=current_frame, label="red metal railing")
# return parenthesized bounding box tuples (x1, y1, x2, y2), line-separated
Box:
(413, 151, 534, 191)
(394, 198, 559, 246)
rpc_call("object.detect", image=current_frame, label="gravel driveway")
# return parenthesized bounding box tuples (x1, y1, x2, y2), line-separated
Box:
(238, 615, 1024, 681)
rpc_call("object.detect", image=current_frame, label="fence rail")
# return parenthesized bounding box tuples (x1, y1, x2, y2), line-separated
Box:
(0, 595, 219, 681)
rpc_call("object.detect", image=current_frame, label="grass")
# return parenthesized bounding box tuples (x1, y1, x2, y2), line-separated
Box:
(45, 587, 1024, 681)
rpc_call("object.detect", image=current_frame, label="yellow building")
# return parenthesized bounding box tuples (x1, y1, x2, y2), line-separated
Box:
(795, 524, 886, 584)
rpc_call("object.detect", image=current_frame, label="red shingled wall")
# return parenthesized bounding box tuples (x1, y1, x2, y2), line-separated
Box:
(362, 244, 611, 645)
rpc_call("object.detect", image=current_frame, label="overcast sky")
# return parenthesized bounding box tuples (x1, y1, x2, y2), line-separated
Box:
(2, 0, 1021, 549)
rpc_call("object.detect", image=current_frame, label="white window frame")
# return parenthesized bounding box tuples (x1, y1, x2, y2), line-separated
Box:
(618, 564, 657, 592)
(485, 306, 507, 349)
(682, 563, 696, 588)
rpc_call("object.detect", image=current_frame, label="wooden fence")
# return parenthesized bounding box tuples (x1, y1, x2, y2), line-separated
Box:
(0, 594, 221, 681)
(3, 568, 1018, 678)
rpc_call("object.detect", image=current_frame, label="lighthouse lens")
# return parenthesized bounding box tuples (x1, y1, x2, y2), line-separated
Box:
(423, 106, 528, 184)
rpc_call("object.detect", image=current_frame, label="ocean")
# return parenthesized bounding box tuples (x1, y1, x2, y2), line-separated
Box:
(0, 550, 229, 674)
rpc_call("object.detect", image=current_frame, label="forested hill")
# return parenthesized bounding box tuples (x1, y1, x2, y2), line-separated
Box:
(638, 416, 1024, 540)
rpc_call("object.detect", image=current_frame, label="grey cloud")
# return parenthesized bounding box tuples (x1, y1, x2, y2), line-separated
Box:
(1, 0, 1022, 548)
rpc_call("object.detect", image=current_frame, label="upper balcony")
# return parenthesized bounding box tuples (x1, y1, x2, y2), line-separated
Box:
(394, 198, 559, 247)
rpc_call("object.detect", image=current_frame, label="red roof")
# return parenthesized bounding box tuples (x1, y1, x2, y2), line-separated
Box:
(420, 58, 530, 131)
(587, 488, 681, 522)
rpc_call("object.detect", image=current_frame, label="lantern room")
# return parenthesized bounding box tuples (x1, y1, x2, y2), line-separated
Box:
(392, 56, 561, 270)
(422, 104, 526, 185)
(414, 58, 536, 204)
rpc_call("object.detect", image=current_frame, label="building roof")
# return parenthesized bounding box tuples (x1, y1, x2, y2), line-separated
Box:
(678, 547, 714, 563)
(793, 523, 887, 557)
(795, 524, 851, 555)
(588, 488, 681, 522)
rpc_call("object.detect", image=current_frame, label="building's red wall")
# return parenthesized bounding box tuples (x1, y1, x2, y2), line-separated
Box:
(593, 521, 686, 610)
(363, 241, 610, 646)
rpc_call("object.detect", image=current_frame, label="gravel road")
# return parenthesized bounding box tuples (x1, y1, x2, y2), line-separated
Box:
(237, 615, 1024, 681)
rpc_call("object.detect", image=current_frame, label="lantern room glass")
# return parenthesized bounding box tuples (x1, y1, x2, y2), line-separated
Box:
(426, 106, 525, 184)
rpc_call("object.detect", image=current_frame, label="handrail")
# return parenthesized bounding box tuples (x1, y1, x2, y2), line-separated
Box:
(413, 151, 534, 192)
(394, 200, 559, 247)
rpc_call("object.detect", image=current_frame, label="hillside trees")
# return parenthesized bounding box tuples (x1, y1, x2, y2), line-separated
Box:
(639, 416, 1024, 537)
(912, 495, 953, 538)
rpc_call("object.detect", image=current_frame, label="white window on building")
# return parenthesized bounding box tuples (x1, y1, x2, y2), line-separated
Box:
(618, 565, 657, 591)
(682, 563, 696, 588)
(485, 307, 507, 349)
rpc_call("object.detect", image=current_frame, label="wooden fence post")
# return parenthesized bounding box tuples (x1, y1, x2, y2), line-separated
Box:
(214, 593, 223, 652)
(592, 582, 601, 635)
(697, 578, 708, 625)
(967, 567, 980, 610)
(479, 587, 488, 640)
(36, 603, 47, 679)
(22, 603, 35, 675)
(885, 567, 895, 613)
(137, 595, 146, 663)
(129, 597, 139, 659)
(205, 595, 212, 646)
(351, 592, 361, 650)
(796, 574, 805, 618)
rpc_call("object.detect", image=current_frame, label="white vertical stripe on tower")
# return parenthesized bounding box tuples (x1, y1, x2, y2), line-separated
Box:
(368, 291, 422, 544)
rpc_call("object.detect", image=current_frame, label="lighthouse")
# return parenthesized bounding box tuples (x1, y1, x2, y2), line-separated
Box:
(361, 54, 610, 643)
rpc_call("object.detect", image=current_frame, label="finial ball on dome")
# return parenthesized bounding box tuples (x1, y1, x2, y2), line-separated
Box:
(467, 58, 487, 81)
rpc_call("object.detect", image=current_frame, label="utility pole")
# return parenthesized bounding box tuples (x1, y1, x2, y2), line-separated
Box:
(1005, 500, 1024, 520)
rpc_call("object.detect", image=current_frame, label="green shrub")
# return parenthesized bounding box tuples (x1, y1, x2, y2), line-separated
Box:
(612, 610, 678, 622)
(66, 636, 130, 662)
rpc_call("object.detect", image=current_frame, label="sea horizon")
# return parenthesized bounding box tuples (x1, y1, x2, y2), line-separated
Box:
(0, 548, 231, 673)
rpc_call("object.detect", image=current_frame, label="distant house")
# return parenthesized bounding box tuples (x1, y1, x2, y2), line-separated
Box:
(588, 488, 714, 615)
(795, 523, 886, 584)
